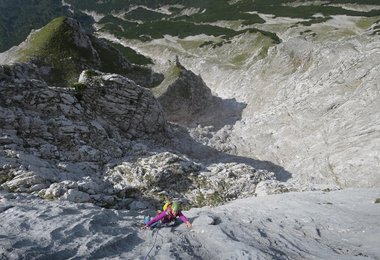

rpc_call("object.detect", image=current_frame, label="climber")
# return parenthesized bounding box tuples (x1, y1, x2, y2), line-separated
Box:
(143, 201, 192, 229)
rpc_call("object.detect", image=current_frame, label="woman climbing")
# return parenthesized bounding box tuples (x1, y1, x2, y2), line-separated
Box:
(143, 201, 192, 229)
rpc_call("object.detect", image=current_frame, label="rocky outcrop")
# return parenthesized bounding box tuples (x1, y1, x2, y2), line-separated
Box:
(0, 63, 167, 205)
(77, 70, 167, 138)
(0, 63, 166, 149)
(153, 59, 213, 124)
(106, 151, 276, 208)
(152, 60, 247, 136)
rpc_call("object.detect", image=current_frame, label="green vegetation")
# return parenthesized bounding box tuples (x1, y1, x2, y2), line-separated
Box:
(208, 191, 224, 206)
(90, 39, 156, 85)
(91, 37, 130, 75)
(2, 65, 12, 76)
(375, 198, 380, 204)
(193, 191, 225, 207)
(0, 0, 68, 52)
(11, 16, 156, 87)
(84, 70, 99, 78)
(1, 0, 378, 90)
(103, 39, 153, 65)
(44, 194, 56, 201)
(111, 20, 238, 41)
(17, 17, 96, 86)
(124, 7, 169, 21)
(173, 2, 265, 25)
(356, 17, 380, 30)
(98, 15, 138, 29)
(247, 0, 380, 19)
(231, 53, 249, 66)
(152, 65, 182, 98)
(196, 193, 207, 207)
(38, 190, 56, 201)
(99, 17, 280, 46)
(0, 0, 94, 53)
(72, 82, 87, 101)
(72, 82, 87, 91)
(297, 17, 332, 27)
(74, 0, 380, 24)
(66, 0, 279, 44)
(0, 173, 15, 185)
(178, 39, 206, 50)
(3, 0, 380, 53)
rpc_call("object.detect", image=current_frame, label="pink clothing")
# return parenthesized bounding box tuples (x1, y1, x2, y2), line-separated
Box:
(146, 209, 188, 227)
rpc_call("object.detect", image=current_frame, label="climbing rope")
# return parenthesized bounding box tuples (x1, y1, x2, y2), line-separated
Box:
(144, 229, 160, 260)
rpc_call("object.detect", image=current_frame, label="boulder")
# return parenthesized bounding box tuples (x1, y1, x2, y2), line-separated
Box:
(63, 189, 91, 203)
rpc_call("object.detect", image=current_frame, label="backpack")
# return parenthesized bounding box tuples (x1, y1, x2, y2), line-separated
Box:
(163, 201, 172, 211)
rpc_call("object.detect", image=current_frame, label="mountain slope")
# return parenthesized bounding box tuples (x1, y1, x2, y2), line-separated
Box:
(1, 2, 380, 259)
(112, 6, 380, 188)
(0, 17, 162, 88)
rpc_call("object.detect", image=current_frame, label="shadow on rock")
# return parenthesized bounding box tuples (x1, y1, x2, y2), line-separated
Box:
(168, 124, 292, 183)
(173, 96, 247, 132)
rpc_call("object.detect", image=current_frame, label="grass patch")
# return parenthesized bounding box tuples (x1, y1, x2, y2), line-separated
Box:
(231, 53, 249, 66)
(195, 193, 207, 207)
(17, 17, 96, 86)
(230, 32, 276, 66)
(72, 82, 87, 100)
(152, 65, 181, 98)
(84, 70, 98, 77)
(178, 39, 206, 50)
(72, 82, 87, 91)
(356, 17, 380, 29)
(208, 191, 224, 206)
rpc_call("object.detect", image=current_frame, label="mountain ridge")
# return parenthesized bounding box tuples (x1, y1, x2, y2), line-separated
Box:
(0, 16, 162, 88)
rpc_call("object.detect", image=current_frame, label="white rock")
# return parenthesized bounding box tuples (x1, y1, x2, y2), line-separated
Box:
(62, 189, 90, 203)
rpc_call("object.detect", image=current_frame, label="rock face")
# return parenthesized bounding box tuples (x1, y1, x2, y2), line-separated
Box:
(0, 62, 279, 208)
(77, 70, 167, 138)
(0, 62, 167, 205)
(0, 63, 166, 152)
